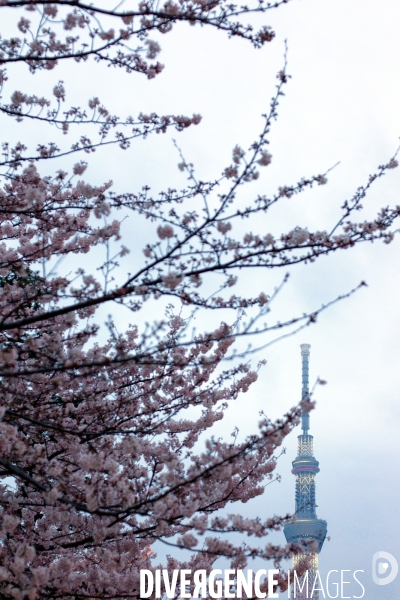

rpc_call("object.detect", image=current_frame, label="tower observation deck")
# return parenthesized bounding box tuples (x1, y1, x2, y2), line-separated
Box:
(283, 344, 327, 600)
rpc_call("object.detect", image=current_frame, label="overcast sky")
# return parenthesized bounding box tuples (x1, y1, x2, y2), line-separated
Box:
(5, 0, 400, 597)
(131, 1, 400, 595)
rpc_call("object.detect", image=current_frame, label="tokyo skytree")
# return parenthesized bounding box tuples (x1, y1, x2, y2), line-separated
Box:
(284, 344, 327, 600)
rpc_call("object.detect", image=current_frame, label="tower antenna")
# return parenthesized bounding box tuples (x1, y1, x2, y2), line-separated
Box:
(300, 343, 311, 434)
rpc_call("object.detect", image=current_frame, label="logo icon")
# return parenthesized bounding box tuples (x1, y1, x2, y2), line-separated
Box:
(372, 551, 398, 585)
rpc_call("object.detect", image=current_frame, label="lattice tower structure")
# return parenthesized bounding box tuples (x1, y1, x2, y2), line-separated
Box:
(284, 344, 327, 600)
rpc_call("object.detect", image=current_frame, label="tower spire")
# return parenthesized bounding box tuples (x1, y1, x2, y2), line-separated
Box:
(300, 343, 311, 435)
(284, 344, 327, 600)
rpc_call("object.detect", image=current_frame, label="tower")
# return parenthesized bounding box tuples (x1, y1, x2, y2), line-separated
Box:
(283, 344, 327, 599)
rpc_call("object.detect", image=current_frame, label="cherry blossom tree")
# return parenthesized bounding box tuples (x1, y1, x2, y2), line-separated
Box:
(0, 1, 399, 598)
